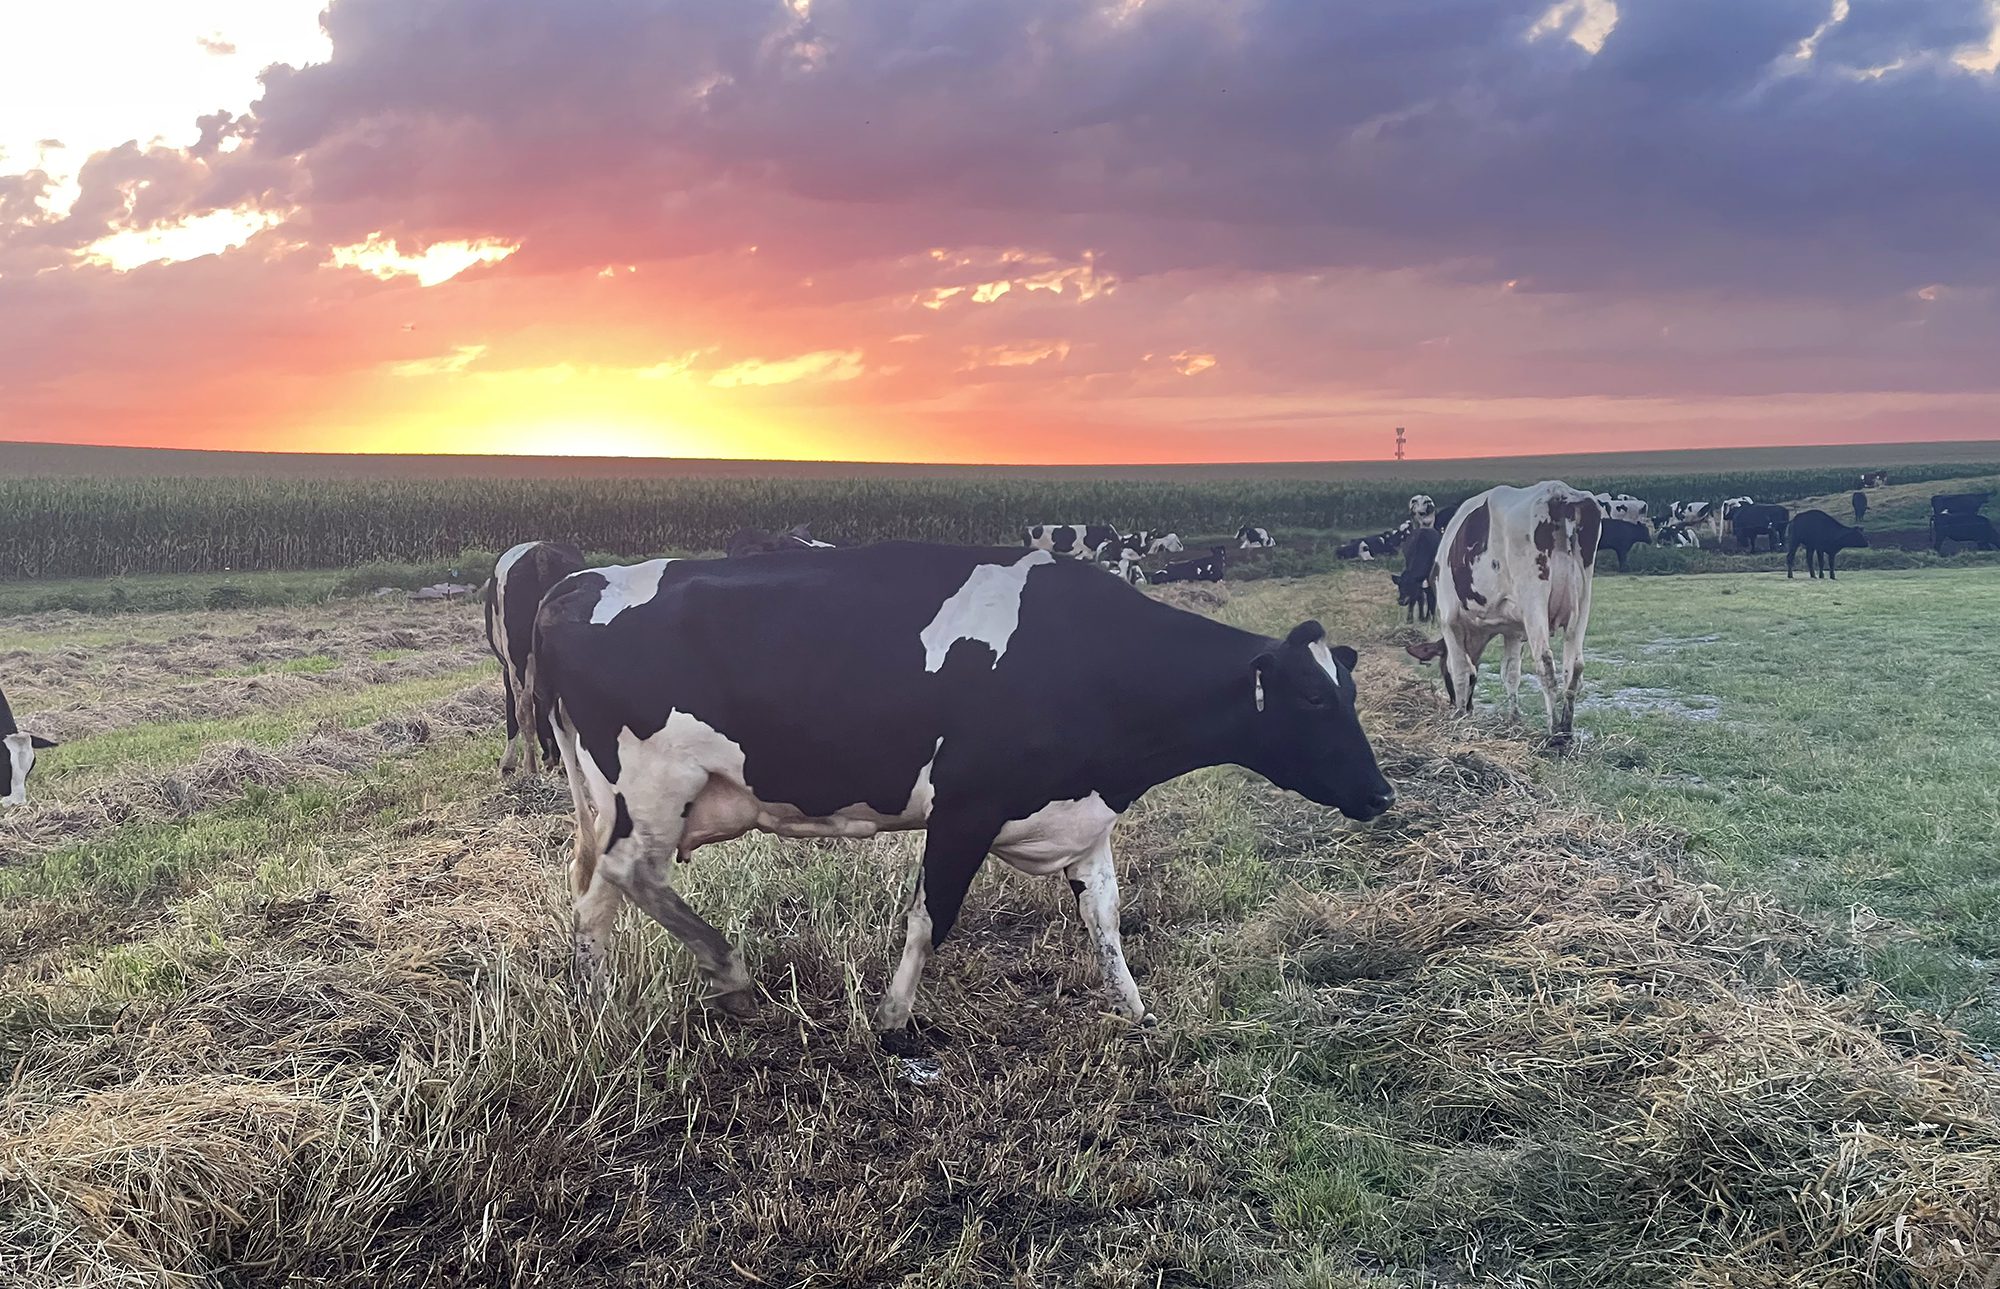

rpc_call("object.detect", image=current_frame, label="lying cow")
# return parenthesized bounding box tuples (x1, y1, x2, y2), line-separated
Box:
(1237, 526, 1277, 549)
(1405, 481, 1599, 743)
(1787, 510, 1867, 579)
(1389, 525, 1442, 622)
(1933, 512, 2000, 552)
(1338, 527, 1407, 561)
(1860, 471, 1889, 489)
(1596, 518, 1652, 572)
(1931, 492, 1991, 517)
(485, 540, 587, 775)
(1409, 494, 1438, 528)
(727, 524, 835, 557)
(0, 684, 57, 807)
(1155, 547, 1228, 582)
(1593, 492, 1649, 523)
(1730, 503, 1789, 552)
(526, 544, 1393, 1030)
(1714, 497, 1755, 543)
(1025, 524, 1121, 560)
(1654, 522, 1700, 548)
(1666, 500, 1712, 530)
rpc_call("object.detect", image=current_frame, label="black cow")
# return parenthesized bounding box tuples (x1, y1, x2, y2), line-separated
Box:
(1852, 491, 1868, 523)
(527, 544, 1393, 1030)
(1931, 492, 1991, 517)
(728, 524, 834, 557)
(0, 684, 57, 808)
(1730, 503, 1790, 552)
(1025, 524, 1121, 560)
(1933, 512, 2000, 552)
(1595, 518, 1652, 571)
(1389, 526, 1442, 622)
(485, 540, 586, 776)
(1786, 510, 1868, 579)
(1155, 547, 1228, 583)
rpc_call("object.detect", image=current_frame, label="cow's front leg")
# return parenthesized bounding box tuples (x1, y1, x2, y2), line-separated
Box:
(1065, 832, 1147, 1024)
(878, 815, 995, 1032)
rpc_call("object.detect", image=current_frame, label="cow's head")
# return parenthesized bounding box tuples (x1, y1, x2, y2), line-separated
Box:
(1836, 524, 1870, 551)
(1387, 565, 1426, 606)
(0, 691, 55, 808)
(1249, 621, 1394, 821)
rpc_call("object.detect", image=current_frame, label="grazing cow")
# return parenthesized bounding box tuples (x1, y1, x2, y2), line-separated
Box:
(1931, 492, 1992, 517)
(727, 524, 834, 557)
(1389, 525, 1442, 622)
(1592, 493, 1649, 523)
(0, 685, 57, 808)
(1714, 497, 1755, 542)
(1408, 494, 1438, 528)
(1155, 547, 1228, 582)
(1933, 512, 2000, 552)
(1404, 481, 1600, 743)
(1852, 491, 1869, 523)
(1787, 510, 1868, 579)
(1025, 524, 1121, 560)
(527, 544, 1393, 1029)
(485, 540, 587, 775)
(1237, 526, 1277, 549)
(1596, 518, 1652, 572)
(1730, 503, 1790, 552)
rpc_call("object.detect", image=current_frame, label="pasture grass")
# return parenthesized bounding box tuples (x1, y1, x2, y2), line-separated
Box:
(1540, 566, 2000, 1040)
(1789, 470, 2000, 530)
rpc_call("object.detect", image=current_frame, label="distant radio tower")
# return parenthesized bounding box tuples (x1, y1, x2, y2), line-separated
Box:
(1394, 426, 1407, 461)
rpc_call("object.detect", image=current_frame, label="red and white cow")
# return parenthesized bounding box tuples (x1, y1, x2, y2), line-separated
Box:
(1405, 481, 1600, 744)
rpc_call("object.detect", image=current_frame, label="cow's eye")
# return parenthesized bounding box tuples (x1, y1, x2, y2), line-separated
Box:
(1304, 690, 1328, 708)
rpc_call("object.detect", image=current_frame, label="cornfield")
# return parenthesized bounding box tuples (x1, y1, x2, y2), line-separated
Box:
(1, 462, 1993, 579)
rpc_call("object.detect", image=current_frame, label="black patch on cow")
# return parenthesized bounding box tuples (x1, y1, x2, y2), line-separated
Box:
(1448, 502, 1491, 606)
(611, 794, 635, 845)
(1594, 518, 1648, 571)
(1068, 879, 1086, 897)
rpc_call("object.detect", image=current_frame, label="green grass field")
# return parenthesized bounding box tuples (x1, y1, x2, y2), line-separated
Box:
(5, 549, 1999, 1285)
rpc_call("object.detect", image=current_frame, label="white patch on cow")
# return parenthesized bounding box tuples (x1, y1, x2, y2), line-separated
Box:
(1307, 640, 1348, 687)
(2, 734, 35, 807)
(588, 558, 676, 624)
(920, 550, 1053, 672)
(991, 793, 1118, 876)
(494, 541, 536, 588)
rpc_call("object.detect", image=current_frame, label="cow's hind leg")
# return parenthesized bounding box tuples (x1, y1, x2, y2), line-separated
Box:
(878, 815, 995, 1032)
(1065, 831, 1147, 1023)
(1522, 611, 1564, 739)
(498, 667, 522, 776)
(552, 720, 622, 986)
(1500, 635, 1525, 721)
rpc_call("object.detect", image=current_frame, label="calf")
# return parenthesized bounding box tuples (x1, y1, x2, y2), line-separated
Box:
(0, 685, 57, 807)
(1592, 492, 1649, 523)
(1933, 512, 2000, 552)
(1931, 492, 1991, 517)
(527, 544, 1392, 1030)
(1389, 525, 1442, 622)
(1730, 503, 1790, 552)
(1025, 524, 1121, 560)
(1237, 526, 1277, 549)
(1786, 509, 1867, 579)
(1852, 491, 1868, 523)
(1155, 547, 1228, 582)
(1654, 522, 1700, 548)
(1714, 497, 1755, 542)
(1596, 518, 1651, 571)
(727, 524, 834, 556)
(485, 540, 587, 775)
(1408, 494, 1438, 528)
(1404, 481, 1599, 743)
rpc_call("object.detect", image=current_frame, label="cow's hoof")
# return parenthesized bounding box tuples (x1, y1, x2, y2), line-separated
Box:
(702, 986, 759, 1020)
(877, 1026, 925, 1057)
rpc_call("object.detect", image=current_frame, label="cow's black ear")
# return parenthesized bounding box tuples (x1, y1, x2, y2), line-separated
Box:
(1285, 620, 1326, 647)
(1332, 645, 1359, 672)
(1405, 639, 1446, 663)
(29, 735, 57, 749)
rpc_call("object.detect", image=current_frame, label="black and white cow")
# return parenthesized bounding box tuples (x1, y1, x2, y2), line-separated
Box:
(1408, 495, 1438, 529)
(1933, 512, 2000, 552)
(1665, 500, 1712, 532)
(1592, 492, 1649, 523)
(485, 540, 587, 775)
(1237, 526, 1277, 549)
(1143, 532, 1184, 555)
(1859, 471, 1889, 489)
(1730, 503, 1790, 552)
(728, 524, 835, 557)
(1786, 510, 1868, 579)
(1389, 525, 1442, 622)
(527, 544, 1393, 1030)
(1405, 481, 1600, 743)
(1154, 547, 1229, 582)
(0, 685, 57, 808)
(1025, 524, 1121, 560)
(1655, 523, 1700, 548)
(1931, 492, 1991, 517)
(1714, 497, 1755, 542)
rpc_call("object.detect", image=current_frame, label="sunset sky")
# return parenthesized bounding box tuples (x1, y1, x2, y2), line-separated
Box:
(3, 0, 1999, 464)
